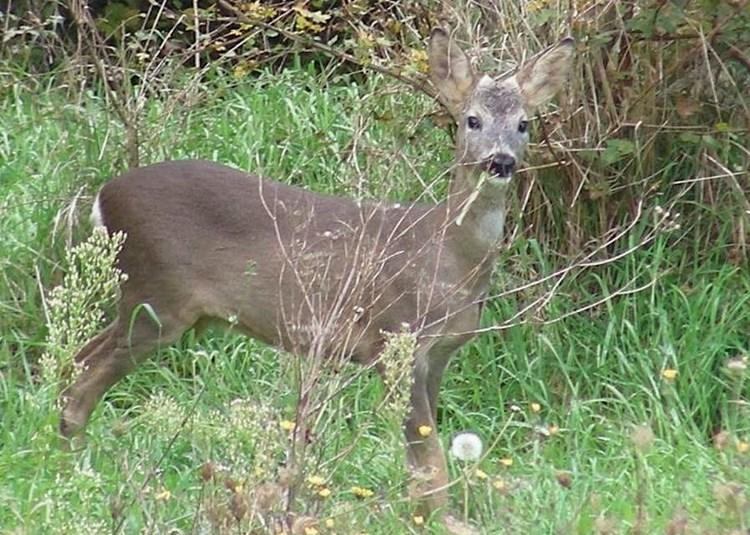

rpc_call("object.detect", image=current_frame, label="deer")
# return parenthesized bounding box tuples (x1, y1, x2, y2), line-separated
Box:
(58, 27, 574, 530)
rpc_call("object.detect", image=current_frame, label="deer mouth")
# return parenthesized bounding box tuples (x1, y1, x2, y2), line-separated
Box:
(488, 155, 516, 179)
(486, 166, 513, 185)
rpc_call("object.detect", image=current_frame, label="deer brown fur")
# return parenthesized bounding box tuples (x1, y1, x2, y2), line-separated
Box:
(59, 28, 574, 529)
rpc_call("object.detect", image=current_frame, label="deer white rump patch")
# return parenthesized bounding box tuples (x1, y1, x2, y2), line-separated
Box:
(91, 194, 105, 228)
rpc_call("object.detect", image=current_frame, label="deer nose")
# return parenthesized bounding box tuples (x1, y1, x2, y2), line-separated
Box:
(489, 154, 516, 177)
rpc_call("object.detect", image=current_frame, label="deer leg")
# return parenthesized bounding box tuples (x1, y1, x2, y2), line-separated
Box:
(59, 311, 185, 441)
(56, 322, 115, 387)
(74, 322, 117, 364)
(425, 350, 454, 425)
(423, 350, 481, 534)
(404, 350, 451, 515)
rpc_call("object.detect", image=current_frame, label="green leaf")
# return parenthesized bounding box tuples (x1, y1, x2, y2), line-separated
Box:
(601, 139, 636, 165)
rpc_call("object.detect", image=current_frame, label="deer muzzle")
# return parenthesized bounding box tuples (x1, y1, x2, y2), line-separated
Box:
(488, 154, 516, 178)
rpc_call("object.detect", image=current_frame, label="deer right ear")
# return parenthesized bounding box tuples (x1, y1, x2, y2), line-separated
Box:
(429, 28, 476, 117)
(516, 38, 575, 111)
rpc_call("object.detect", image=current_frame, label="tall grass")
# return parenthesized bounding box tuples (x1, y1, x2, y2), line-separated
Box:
(1, 1, 749, 529)
(1, 66, 748, 533)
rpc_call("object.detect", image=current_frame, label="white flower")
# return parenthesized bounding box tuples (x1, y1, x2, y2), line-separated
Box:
(450, 431, 483, 461)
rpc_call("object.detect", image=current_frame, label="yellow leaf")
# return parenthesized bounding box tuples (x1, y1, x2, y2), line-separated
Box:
(295, 13, 324, 33)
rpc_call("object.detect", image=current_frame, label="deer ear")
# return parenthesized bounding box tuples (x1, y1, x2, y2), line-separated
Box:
(429, 28, 476, 117)
(516, 38, 575, 111)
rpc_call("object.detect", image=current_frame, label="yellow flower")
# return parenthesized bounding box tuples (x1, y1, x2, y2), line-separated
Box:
(549, 424, 560, 435)
(474, 469, 488, 480)
(351, 486, 374, 499)
(413, 515, 425, 526)
(325, 518, 335, 528)
(154, 489, 171, 501)
(418, 425, 432, 437)
(318, 487, 331, 498)
(233, 64, 248, 79)
(499, 457, 513, 467)
(492, 478, 506, 491)
(662, 368, 678, 381)
(280, 419, 296, 431)
(737, 441, 750, 453)
(530, 402, 542, 413)
(307, 475, 326, 487)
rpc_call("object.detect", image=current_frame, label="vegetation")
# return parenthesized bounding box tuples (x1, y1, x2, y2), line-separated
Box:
(1, 0, 748, 533)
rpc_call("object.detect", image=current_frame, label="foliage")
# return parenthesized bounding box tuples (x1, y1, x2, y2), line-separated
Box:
(3, 0, 747, 254)
(0, 0, 749, 532)
(40, 228, 126, 385)
(2, 66, 748, 533)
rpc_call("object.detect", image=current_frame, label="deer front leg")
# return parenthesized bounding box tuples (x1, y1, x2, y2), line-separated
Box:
(404, 351, 451, 515)
(405, 345, 478, 534)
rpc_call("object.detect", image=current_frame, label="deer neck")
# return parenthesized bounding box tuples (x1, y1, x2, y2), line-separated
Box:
(443, 165, 508, 265)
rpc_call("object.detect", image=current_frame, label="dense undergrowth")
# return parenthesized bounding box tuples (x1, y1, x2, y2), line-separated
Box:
(1, 66, 748, 533)
(1, 0, 749, 531)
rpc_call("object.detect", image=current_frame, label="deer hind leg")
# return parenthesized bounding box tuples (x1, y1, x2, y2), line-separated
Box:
(59, 308, 187, 442)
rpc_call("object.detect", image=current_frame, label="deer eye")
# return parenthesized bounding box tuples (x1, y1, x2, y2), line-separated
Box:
(467, 116, 481, 130)
(518, 120, 529, 133)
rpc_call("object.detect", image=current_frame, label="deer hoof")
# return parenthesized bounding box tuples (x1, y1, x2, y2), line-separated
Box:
(443, 514, 479, 535)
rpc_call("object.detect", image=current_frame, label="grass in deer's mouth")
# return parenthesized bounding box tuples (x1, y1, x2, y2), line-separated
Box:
(1, 66, 748, 533)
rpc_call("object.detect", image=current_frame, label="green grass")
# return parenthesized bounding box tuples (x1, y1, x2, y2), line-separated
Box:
(1, 69, 748, 534)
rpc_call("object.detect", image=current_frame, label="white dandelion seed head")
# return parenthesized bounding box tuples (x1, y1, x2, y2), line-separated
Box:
(450, 431, 483, 461)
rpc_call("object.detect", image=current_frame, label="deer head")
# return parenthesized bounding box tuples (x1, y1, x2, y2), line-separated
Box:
(429, 28, 574, 191)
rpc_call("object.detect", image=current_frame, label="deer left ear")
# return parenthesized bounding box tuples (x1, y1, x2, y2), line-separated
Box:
(516, 38, 575, 111)
(429, 28, 477, 118)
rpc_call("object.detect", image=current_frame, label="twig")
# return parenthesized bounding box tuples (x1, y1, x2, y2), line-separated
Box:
(727, 43, 750, 72)
(215, 0, 437, 101)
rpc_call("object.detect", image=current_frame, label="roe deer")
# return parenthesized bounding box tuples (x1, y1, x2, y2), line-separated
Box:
(59, 28, 573, 528)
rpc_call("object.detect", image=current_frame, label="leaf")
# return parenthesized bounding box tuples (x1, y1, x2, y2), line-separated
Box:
(701, 134, 722, 150)
(295, 14, 324, 33)
(601, 139, 635, 165)
(626, 8, 659, 38)
(678, 132, 701, 145)
(292, 5, 331, 28)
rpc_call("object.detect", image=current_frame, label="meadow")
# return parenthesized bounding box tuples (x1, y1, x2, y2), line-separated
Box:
(1, 51, 749, 535)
